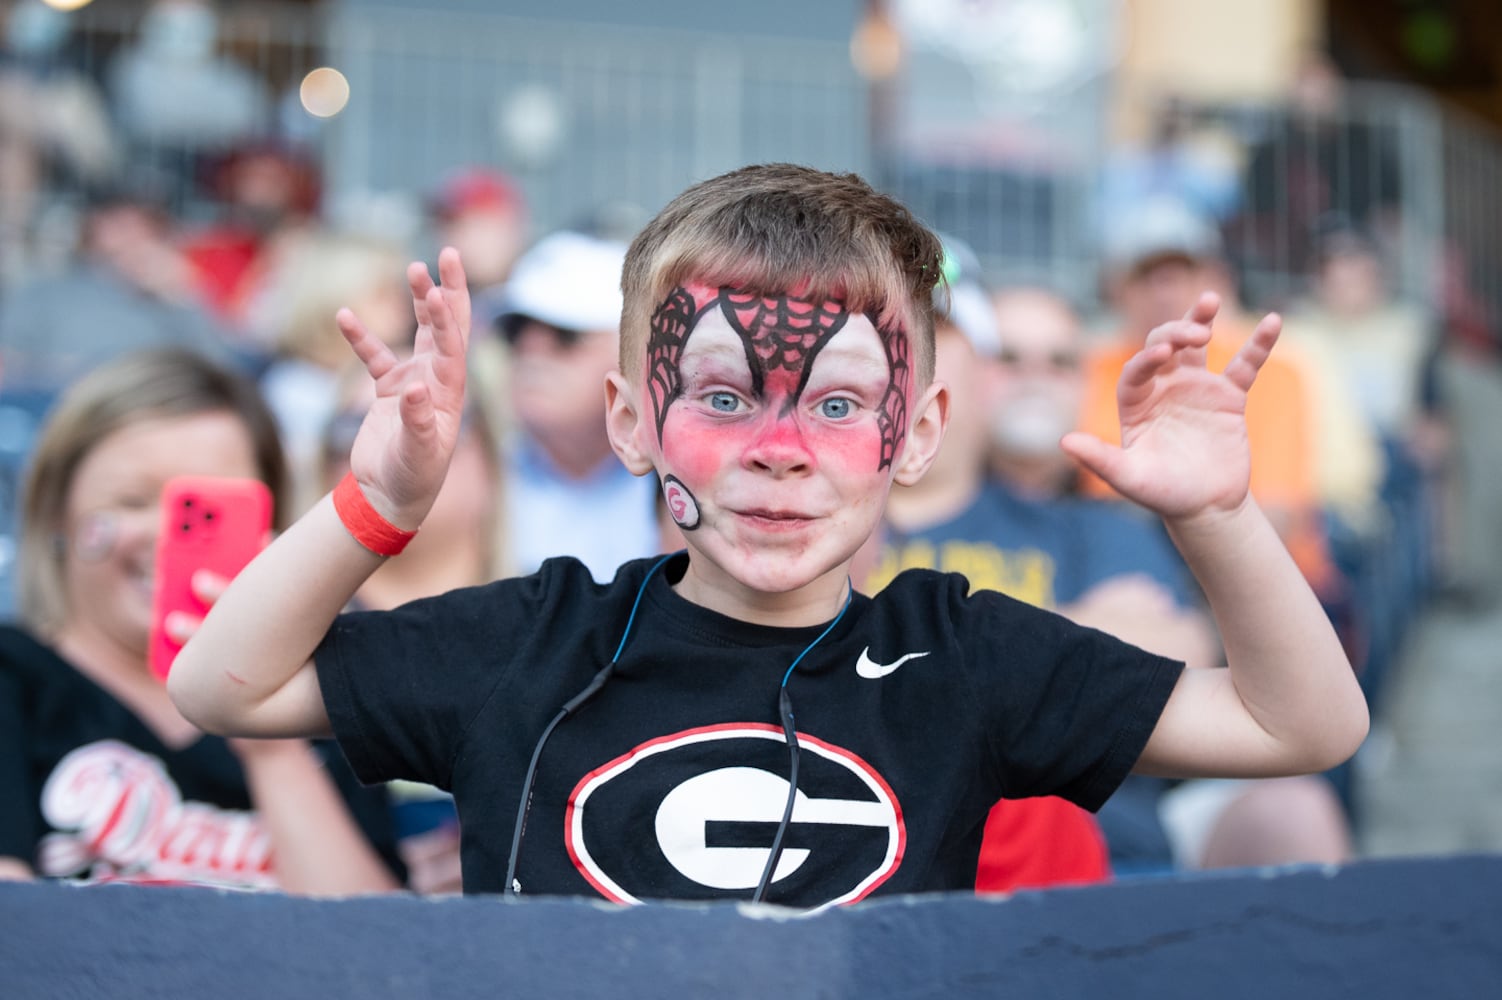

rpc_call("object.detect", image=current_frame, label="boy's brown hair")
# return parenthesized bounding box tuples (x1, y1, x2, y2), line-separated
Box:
(620, 164, 944, 383)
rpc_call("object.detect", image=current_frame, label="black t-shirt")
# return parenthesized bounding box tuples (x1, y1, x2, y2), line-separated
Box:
(316, 554, 1182, 907)
(0, 626, 402, 887)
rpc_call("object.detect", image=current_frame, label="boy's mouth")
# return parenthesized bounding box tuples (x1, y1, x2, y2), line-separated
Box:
(735, 507, 815, 528)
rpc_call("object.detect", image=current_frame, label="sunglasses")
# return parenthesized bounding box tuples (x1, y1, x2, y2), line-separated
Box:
(995, 347, 1081, 374)
(496, 316, 585, 349)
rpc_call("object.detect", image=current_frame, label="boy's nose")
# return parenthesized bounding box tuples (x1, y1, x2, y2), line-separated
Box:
(743, 414, 814, 477)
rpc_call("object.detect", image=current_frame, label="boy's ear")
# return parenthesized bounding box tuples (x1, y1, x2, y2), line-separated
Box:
(892, 380, 950, 487)
(605, 371, 658, 476)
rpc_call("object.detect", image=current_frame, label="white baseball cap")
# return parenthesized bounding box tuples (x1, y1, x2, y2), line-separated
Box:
(1102, 196, 1223, 273)
(488, 230, 628, 336)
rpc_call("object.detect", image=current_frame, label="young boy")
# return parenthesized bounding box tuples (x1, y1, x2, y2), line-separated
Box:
(170, 164, 1368, 909)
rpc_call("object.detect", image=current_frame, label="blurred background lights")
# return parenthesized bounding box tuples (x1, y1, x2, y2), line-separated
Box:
(40, 0, 94, 11)
(850, 9, 902, 81)
(299, 67, 350, 119)
(497, 84, 567, 169)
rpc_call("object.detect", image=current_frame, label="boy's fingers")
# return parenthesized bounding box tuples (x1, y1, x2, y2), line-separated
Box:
(337, 308, 399, 380)
(426, 286, 470, 383)
(436, 246, 471, 335)
(408, 261, 436, 328)
(1141, 318, 1210, 374)
(1059, 430, 1125, 486)
(1222, 312, 1282, 393)
(398, 378, 436, 439)
(1144, 319, 1212, 350)
(1254, 310, 1283, 348)
(413, 325, 435, 356)
(1118, 341, 1174, 397)
(1183, 290, 1220, 325)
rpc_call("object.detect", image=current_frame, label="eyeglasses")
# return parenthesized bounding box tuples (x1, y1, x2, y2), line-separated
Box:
(64, 503, 159, 562)
(995, 347, 1081, 374)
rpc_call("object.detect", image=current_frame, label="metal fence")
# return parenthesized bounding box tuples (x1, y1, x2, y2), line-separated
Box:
(4, 1, 1501, 334)
(1440, 107, 1502, 346)
(1175, 83, 1449, 314)
(324, 6, 873, 238)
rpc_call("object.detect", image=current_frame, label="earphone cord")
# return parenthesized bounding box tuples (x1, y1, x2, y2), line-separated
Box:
(504, 552, 676, 895)
(751, 580, 853, 905)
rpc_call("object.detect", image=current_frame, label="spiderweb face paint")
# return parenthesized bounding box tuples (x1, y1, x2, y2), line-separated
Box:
(644, 285, 912, 471)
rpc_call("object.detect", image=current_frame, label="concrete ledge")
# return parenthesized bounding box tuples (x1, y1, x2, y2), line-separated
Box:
(3, 856, 1500, 998)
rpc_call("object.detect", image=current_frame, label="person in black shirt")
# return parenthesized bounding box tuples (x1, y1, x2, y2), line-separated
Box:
(0, 349, 401, 891)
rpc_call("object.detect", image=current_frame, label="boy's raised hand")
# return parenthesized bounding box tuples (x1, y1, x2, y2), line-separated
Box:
(1060, 292, 1279, 522)
(335, 247, 470, 529)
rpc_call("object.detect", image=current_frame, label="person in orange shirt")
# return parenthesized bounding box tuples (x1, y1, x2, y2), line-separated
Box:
(1081, 198, 1339, 599)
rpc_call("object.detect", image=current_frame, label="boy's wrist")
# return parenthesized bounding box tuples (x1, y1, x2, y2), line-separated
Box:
(333, 473, 420, 556)
(1162, 496, 1261, 547)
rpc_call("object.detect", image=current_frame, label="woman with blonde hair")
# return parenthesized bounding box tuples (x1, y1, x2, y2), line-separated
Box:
(0, 348, 404, 891)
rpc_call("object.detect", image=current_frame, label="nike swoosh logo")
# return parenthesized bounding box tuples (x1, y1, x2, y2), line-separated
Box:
(856, 648, 930, 679)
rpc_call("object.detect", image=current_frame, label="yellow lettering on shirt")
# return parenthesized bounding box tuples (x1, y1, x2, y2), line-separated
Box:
(865, 540, 1056, 608)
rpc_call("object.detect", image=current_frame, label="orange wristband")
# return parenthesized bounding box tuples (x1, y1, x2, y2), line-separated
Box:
(332, 472, 417, 556)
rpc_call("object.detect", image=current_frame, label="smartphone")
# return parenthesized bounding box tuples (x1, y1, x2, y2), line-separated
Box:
(148, 476, 272, 681)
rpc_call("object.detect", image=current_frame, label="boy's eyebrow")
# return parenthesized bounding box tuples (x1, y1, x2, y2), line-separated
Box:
(805, 339, 892, 379)
(679, 338, 751, 370)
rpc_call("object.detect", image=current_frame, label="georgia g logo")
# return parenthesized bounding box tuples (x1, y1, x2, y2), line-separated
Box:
(566, 724, 905, 909)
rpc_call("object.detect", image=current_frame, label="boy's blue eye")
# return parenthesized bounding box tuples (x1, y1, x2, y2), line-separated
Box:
(709, 392, 740, 413)
(820, 398, 853, 419)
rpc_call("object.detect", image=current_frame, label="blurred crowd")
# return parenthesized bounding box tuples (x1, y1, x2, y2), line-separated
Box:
(0, 0, 1498, 897)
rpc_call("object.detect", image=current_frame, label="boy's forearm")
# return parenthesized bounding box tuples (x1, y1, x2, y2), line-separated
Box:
(1163, 498, 1368, 771)
(169, 495, 385, 736)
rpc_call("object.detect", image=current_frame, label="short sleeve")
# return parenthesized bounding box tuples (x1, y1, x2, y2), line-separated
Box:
(314, 580, 527, 790)
(313, 561, 601, 792)
(958, 586, 1183, 811)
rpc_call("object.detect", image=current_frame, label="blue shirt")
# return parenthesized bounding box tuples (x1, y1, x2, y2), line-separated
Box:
(868, 480, 1198, 609)
(505, 439, 659, 582)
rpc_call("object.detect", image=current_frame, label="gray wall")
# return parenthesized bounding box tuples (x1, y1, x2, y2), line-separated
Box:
(4, 856, 1501, 998)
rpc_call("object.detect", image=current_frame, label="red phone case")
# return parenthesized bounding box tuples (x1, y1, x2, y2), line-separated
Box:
(148, 476, 272, 681)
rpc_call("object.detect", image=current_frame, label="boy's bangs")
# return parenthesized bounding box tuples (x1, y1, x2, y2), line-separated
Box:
(651, 243, 915, 332)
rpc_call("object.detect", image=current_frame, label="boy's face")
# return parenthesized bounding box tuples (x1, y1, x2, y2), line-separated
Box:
(610, 283, 945, 601)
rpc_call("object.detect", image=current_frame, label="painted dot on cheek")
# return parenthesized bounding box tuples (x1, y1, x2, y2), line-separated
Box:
(662, 475, 701, 530)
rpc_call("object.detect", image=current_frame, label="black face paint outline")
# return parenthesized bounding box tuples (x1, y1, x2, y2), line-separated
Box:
(645, 285, 707, 448)
(644, 286, 913, 471)
(661, 474, 701, 531)
(871, 313, 911, 472)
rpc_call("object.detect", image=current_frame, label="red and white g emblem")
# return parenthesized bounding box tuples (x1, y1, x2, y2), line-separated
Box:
(565, 724, 905, 909)
(661, 475, 700, 530)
